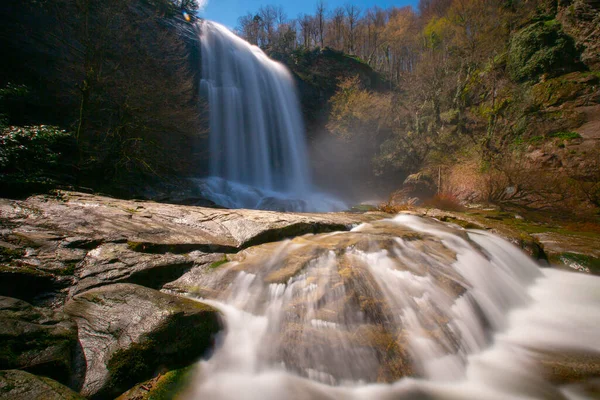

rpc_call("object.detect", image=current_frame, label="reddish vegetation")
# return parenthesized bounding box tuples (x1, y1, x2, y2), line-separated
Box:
(423, 193, 465, 212)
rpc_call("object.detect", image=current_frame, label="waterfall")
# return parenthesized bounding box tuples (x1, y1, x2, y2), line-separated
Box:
(176, 216, 600, 400)
(197, 21, 343, 211)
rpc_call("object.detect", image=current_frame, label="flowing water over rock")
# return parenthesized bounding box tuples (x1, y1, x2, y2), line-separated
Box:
(179, 215, 600, 399)
(198, 22, 344, 212)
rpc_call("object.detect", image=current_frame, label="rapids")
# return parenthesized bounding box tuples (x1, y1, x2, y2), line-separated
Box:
(177, 215, 600, 400)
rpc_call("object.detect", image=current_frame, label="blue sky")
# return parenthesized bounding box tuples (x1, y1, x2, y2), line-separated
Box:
(199, 0, 419, 30)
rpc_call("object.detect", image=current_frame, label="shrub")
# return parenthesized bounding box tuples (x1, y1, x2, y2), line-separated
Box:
(423, 193, 465, 212)
(0, 125, 76, 196)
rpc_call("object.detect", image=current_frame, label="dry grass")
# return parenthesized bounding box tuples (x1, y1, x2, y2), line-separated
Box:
(423, 193, 465, 212)
(378, 202, 412, 214)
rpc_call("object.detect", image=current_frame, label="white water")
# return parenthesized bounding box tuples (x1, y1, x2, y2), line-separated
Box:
(190, 176, 347, 212)
(199, 21, 347, 212)
(181, 216, 600, 400)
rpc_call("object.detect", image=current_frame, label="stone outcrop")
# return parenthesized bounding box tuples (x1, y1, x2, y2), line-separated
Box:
(0, 191, 383, 305)
(0, 296, 80, 387)
(64, 283, 221, 399)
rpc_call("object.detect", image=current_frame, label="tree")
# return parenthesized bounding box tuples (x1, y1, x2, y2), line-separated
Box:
(345, 4, 361, 54)
(315, 0, 327, 48)
(328, 7, 346, 50)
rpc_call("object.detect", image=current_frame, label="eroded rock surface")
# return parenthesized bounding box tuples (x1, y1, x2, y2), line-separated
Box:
(64, 283, 220, 398)
(0, 191, 382, 252)
(0, 192, 383, 304)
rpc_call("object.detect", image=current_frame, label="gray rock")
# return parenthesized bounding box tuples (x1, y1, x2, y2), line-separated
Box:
(0, 370, 84, 400)
(70, 243, 223, 296)
(0, 192, 383, 252)
(64, 283, 221, 399)
(0, 296, 80, 387)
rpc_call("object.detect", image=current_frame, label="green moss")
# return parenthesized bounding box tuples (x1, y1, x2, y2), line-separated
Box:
(528, 135, 545, 145)
(558, 253, 600, 275)
(439, 216, 484, 230)
(0, 264, 48, 277)
(106, 307, 220, 396)
(0, 247, 24, 260)
(209, 255, 229, 269)
(550, 131, 581, 140)
(508, 20, 582, 82)
(148, 366, 194, 400)
(127, 241, 147, 252)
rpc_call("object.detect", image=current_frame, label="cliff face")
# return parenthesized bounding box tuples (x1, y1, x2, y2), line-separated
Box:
(558, 0, 600, 71)
(273, 48, 385, 139)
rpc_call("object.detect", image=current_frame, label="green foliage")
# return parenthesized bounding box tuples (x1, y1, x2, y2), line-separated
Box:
(0, 125, 76, 196)
(507, 20, 582, 82)
(0, 125, 73, 172)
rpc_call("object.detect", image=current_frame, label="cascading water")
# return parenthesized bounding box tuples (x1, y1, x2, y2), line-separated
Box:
(197, 21, 344, 212)
(172, 215, 600, 400)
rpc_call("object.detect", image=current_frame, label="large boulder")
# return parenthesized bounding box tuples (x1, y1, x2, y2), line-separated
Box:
(0, 192, 382, 253)
(70, 242, 223, 296)
(0, 296, 80, 387)
(508, 20, 582, 82)
(64, 283, 221, 399)
(0, 370, 84, 400)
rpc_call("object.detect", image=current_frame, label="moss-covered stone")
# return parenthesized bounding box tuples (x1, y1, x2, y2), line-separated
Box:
(64, 283, 221, 398)
(554, 252, 600, 275)
(116, 366, 194, 400)
(0, 370, 85, 400)
(209, 255, 229, 269)
(531, 72, 599, 107)
(0, 296, 79, 387)
(508, 20, 582, 82)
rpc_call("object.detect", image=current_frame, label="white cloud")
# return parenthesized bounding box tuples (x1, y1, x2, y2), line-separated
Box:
(198, 0, 208, 10)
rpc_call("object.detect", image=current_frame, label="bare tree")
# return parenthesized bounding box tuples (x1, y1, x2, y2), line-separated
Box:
(298, 13, 314, 48)
(345, 4, 361, 54)
(315, 0, 327, 48)
(329, 7, 345, 50)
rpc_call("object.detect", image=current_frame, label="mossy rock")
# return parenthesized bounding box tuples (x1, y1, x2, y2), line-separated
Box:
(64, 283, 221, 398)
(531, 72, 599, 107)
(0, 296, 79, 387)
(555, 252, 600, 275)
(508, 20, 583, 82)
(116, 366, 194, 400)
(0, 370, 84, 400)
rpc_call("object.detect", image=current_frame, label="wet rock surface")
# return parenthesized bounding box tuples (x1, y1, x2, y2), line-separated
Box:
(171, 219, 469, 383)
(0, 191, 381, 304)
(0, 191, 598, 397)
(64, 283, 221, 399)
(0, 191, 382, 253)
